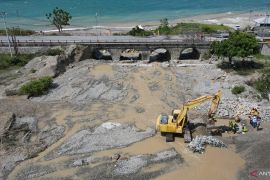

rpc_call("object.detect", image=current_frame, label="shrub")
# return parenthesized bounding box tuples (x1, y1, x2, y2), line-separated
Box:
(0, 54, 35, 70)
(19, 76, 53, 97)
(128, 26, 153, 36)
(46, 48, 64, 56)
(255, 70, 270, 99)
(0, 28, 35, 36)
(232, 86, 246, 95)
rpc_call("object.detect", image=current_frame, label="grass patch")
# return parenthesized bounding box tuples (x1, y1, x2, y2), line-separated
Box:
(255, 54, 270, 60)
(19, 76, 53, 97)
(160, 23, 232, 35)
(232, 86, 245, 95)
(127, 22, 232, 36)
(0, 54, 35, 70)
(0, 28, 35, 36)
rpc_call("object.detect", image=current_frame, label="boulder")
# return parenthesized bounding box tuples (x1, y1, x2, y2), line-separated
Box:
(149, 48, 170, 62)
(5, 89, 18, 96)
(120, 49, 142, 61)
(0, 112, 16, 137)
(74, 45, 92, 62)
(93, 49, 112, 60)
(24, 56, 60, 77)
(179, 48, 200, 60)
(64, 45, 77, 60)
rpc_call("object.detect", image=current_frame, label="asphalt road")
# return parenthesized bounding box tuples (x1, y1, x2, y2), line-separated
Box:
(0, 35, 217, 43)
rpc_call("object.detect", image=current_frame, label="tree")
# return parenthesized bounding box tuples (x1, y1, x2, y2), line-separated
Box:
(156, 18, 171, 35)
(160, 18, 169, 28)
(210, 31, 259, 64)
(46, 7, 72, 32)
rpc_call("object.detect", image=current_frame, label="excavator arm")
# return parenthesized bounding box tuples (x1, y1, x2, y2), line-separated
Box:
(174, 90, 222, 127)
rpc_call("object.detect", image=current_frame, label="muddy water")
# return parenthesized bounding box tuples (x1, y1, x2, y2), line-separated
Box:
(157, 146, 245, 180)
(7, 64, 245, 179)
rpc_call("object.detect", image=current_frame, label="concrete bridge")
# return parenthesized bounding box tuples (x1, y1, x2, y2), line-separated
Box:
(86, 41, 210, 60)
(0, 35, 211, 60)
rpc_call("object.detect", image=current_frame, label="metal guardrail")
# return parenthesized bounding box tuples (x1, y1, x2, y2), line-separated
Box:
(0, 39, 211, 47)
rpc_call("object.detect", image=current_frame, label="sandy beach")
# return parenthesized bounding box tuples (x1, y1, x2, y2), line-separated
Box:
(42, 11, 266, 36)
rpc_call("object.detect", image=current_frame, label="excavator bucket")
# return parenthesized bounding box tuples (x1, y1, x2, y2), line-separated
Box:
(184, 127, 192, 143)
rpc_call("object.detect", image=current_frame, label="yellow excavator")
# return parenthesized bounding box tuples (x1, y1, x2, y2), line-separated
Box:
(156, 90, 222, 142)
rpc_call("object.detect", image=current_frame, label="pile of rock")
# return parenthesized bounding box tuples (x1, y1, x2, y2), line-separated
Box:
(217, 98, 270, 121)
(120, 49, 142, 61)
(188, 136, 226, 153)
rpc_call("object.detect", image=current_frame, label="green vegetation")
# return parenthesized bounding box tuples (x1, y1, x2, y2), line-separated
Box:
(46, 7, 72, 32)
(156, 22, 232, 35)
(19, 76, 53, 97)
(255, 54, 270, 60)
(232, 86, 246, 95)
(128, 26, 153, 36)
(46, 48, 64, 56)
(127, 18, 232, 36)
(0, 54, 35, 70)
(211, 31, 259, 64)
(254, 67, 270, 99)
(0, 28, 35, 36)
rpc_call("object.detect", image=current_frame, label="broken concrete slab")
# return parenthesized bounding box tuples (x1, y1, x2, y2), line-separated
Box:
(75, 148, 183, 180)
(58, 122, 155, 155)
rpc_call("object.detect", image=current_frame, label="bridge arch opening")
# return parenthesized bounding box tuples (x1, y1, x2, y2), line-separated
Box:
(179, 48, 200, 60)
(92, 49, 112, 60)
(149, 48, 171, 62)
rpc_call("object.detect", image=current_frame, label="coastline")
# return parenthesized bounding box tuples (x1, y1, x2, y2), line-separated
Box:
(39, 10, 265, 35)
(3, 10, 266, 35)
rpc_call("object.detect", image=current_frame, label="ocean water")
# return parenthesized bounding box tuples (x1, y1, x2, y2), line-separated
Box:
(0, 0, 269, 30)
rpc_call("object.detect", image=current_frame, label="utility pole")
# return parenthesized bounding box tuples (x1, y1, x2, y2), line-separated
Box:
(11, 27, 18, 55)
(249, 10, 253, 28)
(0, 12, 12, 57)
(95, 12, 99, 42)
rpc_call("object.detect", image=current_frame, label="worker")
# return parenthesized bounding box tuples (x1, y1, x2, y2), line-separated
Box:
(249, 108, 262, 130)
(250, 108, 259, 116)
(242, 124, 248, 134)
(235, 115, 241, 123)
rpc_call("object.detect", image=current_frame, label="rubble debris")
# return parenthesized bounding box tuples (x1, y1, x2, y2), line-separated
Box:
(188, 136, 226, 153)
(120, 49, 142, 61)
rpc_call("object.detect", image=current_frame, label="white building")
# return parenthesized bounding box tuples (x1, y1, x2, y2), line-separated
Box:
(254, 15, 270, 27)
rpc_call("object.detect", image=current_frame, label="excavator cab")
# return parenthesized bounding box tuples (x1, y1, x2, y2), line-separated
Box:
(160, 115, 169, 124)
